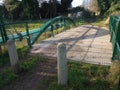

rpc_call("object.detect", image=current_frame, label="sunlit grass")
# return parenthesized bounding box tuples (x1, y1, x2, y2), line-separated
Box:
(45, 61, 114, 90)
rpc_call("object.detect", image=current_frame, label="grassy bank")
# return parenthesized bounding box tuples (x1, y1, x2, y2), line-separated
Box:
(38, 62, 115, 90)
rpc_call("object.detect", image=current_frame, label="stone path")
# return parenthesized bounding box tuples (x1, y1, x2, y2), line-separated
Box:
(30, 25, 112, 65)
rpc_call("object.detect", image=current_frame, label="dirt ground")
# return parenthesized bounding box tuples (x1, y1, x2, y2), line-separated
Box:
(3, 56, 57, 90)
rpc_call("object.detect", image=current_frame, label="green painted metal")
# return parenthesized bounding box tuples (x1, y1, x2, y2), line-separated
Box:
(117, 78, 120, 90)
(0, 16, 75, 46)
(25, 22, 31, 47)
(109, 15, 120, 60)
(30, 16, 75, 44)
(0, 9, 8, 43)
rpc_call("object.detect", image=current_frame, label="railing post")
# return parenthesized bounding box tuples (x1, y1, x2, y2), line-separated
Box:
(26, 22, 31, 47)
(7, 40, 20, 73)
(57, 43, 67, 85)
(0, 12, 8, 43)
(63, 18, 66, 32)
(0, 25, 5, 42)
(51, 25, 54, 37)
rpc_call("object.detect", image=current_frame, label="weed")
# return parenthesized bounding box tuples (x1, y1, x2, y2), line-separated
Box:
(17, 46, 29, 58)
(0, 68, 18, 89)
(108, 61, 120, 89)
(0, 47, 9, 66)
(20, 56, 42, 71)
(0, 55, 43, 89)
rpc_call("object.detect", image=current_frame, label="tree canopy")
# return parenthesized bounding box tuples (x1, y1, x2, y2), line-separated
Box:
(1, 0, 120, 20)
(2, 0, 73, 20)
(97, 0, 120, 16)
(4, 0, 21, 20)
(22, 0, 39, 19)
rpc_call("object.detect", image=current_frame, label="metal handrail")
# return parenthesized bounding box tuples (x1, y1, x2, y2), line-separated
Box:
(0, 16, 75, 47)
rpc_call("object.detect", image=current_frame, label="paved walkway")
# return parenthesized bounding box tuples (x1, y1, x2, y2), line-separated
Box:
(30, 25, 112, 65)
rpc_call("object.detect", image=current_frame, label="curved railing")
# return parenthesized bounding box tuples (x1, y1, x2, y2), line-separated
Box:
(109, 15, 120, 60)
(0, 16, 75, 46)
(29, 16, 75, 45)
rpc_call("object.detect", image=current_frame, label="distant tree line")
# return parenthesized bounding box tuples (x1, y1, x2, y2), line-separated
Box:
(0, 0, 73, 20)
(1, 0, 119, 21)
(90, 0, 120, 17)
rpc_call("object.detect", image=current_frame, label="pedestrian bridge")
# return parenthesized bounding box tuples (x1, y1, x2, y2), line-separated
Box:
(30, 24, 112, 66)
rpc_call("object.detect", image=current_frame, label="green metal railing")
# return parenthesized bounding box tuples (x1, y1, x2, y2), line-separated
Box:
(0, 16, 75, 47)
(109, 15, 120, 60)
(0, 15, 8, 43)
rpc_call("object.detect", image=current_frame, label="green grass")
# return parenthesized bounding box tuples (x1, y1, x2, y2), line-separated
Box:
(46, 61, 114, 90)
(20, 56, 43, 71)
(17, 46, 29, 58)
(0, 46, 29, 66)
(0, 68, 18, 89)
(0, 55, 43, 89)
(0, 47, 9, 66)
(92, 18, 108, 27)
(5, 21, 45, 33)
(0, 18, 88, 89)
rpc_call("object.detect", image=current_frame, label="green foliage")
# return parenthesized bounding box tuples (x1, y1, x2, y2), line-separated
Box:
(47, 62, 112, 90)
(0, 47, 9, 66)
(0, 55, 43, 89)
(97, 0, 111, 16)
(17, 46, 29, 58)
(107, 1, 120, 15)
(48, 82, 66, 90)
(0, 68, 18, 89)
(22, 0, 39, 19)
(69, 6, 84, 13)
(61, 0, 73, 11)
(20, 56, 41, 71)
(82, 9, 93, 18)
(92, 19, 107, 27)
(108, 61, 120, 89)
(4, 0, 21, 20)
(97, 0, 120, 16)
(0, 46, 29, 66)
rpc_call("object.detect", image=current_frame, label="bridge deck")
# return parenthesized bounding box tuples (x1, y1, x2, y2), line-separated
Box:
(30, 25, 112, 65)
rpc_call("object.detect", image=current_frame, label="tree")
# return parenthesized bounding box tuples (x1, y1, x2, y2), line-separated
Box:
(107, 1, 120, 15)
(22, 0, 39, 20)
(89, 0, 99, 13)
(49, 0, 57, 18)
(61, 0, 73, 13)
(4, 0, 21, 20)
(97, 0, 120, 16)
(40, 0, 60, 18)
(40, 1, 50, 18)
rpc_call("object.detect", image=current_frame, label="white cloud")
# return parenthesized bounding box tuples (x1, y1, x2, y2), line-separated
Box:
(72, 0, 83, 7)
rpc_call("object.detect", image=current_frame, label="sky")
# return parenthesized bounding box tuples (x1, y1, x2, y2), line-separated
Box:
(0, 0, 83, 7)
(0, 0, 3, 5)
(72, 0, 83, 7)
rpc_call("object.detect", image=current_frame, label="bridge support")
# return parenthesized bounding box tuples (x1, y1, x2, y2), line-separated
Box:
(7, 40, 20, 73)
(57, 43, 67, 85)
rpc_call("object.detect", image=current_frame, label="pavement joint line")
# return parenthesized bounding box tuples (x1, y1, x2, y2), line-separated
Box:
(66, 25, 93, 52)
(83, 25, 100, 60)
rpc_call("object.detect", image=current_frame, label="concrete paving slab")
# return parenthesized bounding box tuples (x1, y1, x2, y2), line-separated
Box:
(30, 25, 112, 66)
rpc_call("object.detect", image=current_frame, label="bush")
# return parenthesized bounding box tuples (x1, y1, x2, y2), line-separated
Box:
(107, 2, 120, 16)
(82, 9, 93, 18)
